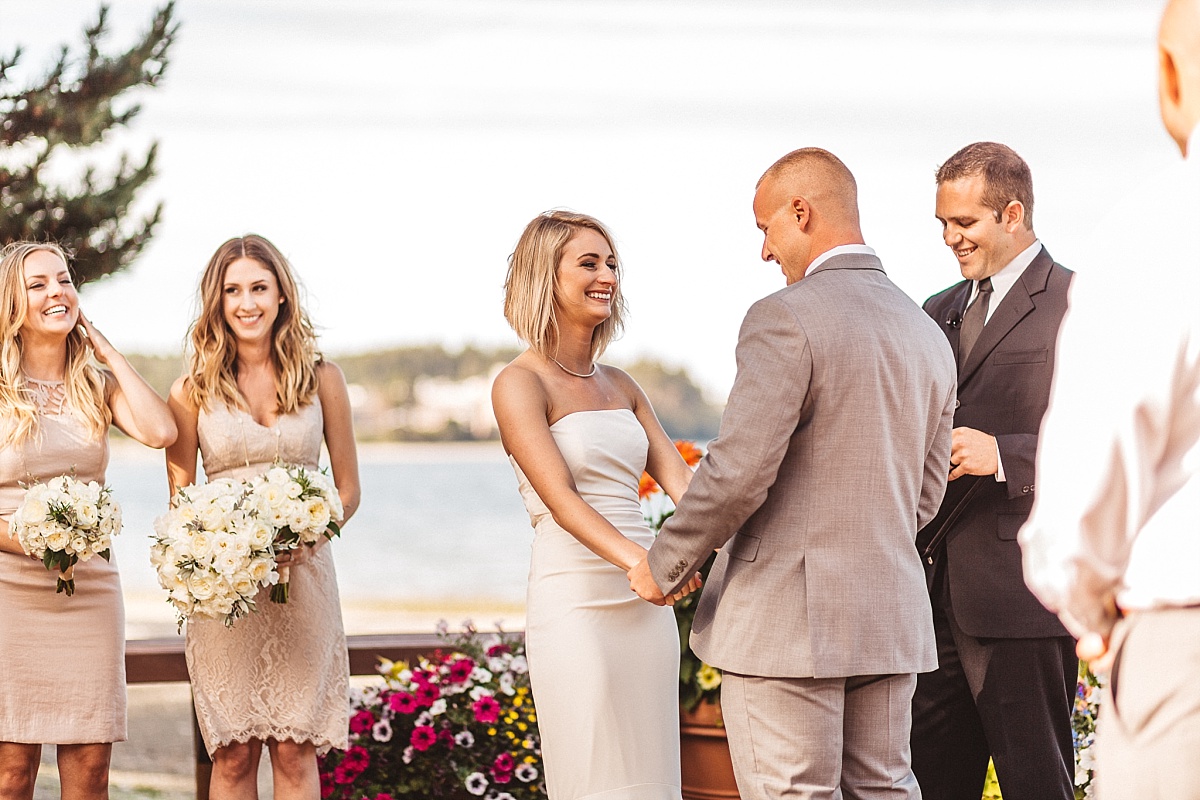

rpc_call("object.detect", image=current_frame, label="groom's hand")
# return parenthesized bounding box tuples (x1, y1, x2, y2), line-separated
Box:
(628, 557, 667, 606)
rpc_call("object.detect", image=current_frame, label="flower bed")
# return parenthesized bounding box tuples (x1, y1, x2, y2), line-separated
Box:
(320, 624, 543, 800)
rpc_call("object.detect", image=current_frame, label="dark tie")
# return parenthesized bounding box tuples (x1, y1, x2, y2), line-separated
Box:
(958, 277, 993, 370)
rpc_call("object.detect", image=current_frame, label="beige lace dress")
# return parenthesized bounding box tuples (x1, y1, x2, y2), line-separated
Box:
(0, 378, 126, 744)
(185, 398, 349, 755)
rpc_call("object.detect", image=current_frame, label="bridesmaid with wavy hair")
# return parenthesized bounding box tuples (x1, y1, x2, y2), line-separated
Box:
(0, 242, 176, 800)
(166, 234, 359, 800)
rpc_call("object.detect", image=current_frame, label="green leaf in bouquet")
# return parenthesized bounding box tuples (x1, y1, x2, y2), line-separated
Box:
(98, 549, 111, 562)
(42, 549, 57, 569)
(326, 520, 341, 538)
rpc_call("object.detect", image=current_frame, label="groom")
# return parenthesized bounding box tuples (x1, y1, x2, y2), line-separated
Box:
(629, 147, 956, 799)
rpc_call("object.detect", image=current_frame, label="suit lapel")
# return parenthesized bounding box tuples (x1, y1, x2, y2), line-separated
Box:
(958, 247, 1054, 388)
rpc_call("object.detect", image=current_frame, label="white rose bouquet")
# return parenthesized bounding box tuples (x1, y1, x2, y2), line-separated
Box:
(12, 475, 122, 596)
(247, 463, 343, 603)
(152, 478, 276, 629)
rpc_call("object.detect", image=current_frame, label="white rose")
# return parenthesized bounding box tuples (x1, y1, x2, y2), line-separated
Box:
(189, 573, 217, 600)
(45, 530, 70, 551)
(214, 550, 242, 576)
(76, 503, 99, 528)
(247, 557, 275, 584)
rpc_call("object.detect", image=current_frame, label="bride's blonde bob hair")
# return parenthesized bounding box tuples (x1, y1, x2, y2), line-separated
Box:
(185, 234, 321, 413)
(503, 210, 627, 361)
(0, 242, 111, 446)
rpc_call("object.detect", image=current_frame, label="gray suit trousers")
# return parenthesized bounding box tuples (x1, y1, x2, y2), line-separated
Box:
(720, 671, 921, 800)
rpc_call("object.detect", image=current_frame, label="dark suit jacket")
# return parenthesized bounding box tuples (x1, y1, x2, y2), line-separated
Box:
(919, 246, 1072, 639)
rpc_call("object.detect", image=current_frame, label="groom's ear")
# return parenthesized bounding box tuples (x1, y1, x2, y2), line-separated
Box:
(791, 196, 812, 231)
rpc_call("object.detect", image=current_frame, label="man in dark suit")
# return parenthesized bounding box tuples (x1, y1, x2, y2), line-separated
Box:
(911, 142, 1077, 800)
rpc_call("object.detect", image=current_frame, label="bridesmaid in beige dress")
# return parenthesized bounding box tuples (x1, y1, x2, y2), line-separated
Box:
(0, 242, 176, 800)
(165, 234, 359, 800)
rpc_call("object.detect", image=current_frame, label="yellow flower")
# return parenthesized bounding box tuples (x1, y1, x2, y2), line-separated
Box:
(524, 754, 537, 764)
(697, 662, 722, 691)
(488, 727, 497, 736)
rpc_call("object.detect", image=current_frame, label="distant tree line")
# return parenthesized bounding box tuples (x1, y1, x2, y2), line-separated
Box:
(125, 345, 723, 443)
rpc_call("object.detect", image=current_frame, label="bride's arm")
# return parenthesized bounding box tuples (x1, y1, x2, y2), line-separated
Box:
(165, 376, 200, 498)
(619, 371, 694, 506)
(492, 365, 648, 572)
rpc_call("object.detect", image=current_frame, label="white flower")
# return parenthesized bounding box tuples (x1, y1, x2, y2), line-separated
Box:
(45, 530, 69, 551)
(494, 793, 517, 800)
(472, 666, 494, 683)
(454, 730, 475, 748)
(468, 686, 493, 701)
(464, 773, 488, 796)
(429, 698, 447, 716)
(509, 655, 528, 674)
(515, 763, 538, 782)
(414, 711, 433, 727)
(401, 745, 414, 765)
(371, 718, 393, 742)
(188, 573, 217, 601)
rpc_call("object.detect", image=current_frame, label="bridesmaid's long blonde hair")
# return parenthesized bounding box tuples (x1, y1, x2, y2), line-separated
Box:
(185, 234, 321, 413)
(0, 242, 111, 446)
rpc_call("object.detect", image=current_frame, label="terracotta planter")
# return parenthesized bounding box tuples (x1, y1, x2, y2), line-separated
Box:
(679, 700, 740, 800)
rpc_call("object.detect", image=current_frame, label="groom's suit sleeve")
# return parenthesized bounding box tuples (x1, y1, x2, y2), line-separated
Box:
(648, 294, 811, 595)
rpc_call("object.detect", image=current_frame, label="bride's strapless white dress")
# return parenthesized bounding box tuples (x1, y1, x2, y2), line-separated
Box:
(510, 409, 683, 800)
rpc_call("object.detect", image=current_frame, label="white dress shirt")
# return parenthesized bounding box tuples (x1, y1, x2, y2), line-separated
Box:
(807, 244, 878, 274)
(969, 238, 1042, 482)
(1020, 125, 1200, 638)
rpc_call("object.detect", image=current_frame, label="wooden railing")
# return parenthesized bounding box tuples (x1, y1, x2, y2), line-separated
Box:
(125, 632, 500, 800)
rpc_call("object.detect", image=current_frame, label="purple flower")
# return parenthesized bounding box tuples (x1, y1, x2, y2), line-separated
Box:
(388, 691, 418, 714)
(349, 710, 375, 735)
(410, 725, 437, 752)
(472, 695, 500, 723)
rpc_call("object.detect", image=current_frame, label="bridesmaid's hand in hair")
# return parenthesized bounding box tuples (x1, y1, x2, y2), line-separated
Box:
(77, 312, 118, 366)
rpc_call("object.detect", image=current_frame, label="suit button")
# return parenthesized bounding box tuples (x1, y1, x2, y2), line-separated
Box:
(954, 400, 961, 409)
(1022, 486, 1030, 494)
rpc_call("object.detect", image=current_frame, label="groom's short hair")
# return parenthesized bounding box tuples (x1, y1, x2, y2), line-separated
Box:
(936, 142, 1035, 229)
(758, 148, 860, 225)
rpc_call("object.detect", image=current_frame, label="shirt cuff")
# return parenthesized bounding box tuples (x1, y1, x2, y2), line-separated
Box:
(994, 441, 1006, 482)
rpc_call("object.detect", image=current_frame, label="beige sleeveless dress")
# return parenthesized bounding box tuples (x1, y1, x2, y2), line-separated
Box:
(185, 398, 349, 755)
(0, 377, 126, 743)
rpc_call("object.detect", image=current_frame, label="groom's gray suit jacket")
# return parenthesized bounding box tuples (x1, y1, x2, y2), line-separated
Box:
(648, 252, 955, 679)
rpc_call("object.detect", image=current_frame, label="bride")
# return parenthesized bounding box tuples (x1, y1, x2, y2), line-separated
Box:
(492, 210, 700, 800)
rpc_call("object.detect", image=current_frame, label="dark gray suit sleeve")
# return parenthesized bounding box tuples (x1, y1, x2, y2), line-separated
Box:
(647, 295, 812, 595)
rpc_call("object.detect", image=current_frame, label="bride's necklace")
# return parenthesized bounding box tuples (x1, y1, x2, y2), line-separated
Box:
(550, 357, 596, 378)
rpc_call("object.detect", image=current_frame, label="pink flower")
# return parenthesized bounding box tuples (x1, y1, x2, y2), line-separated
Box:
(472, 695, 501, 723)
(411, 668, 434, 686)
(342, 746, 370, 771)
(410, 725, 438, 752)
(349, 710, 375, 735)
(447, 657, 475, 683)
(388, 692, 418, 714)
(493, 753, 515, 771)
(415, 682, 441, 707)
(374, 794, 393, 800)
(486, 643, 511, 657)
(439, 729, 456, 748)
(333, 765, 354, 785)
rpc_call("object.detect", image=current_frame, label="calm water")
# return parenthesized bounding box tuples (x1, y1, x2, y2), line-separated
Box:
(108, 442, 537, 607)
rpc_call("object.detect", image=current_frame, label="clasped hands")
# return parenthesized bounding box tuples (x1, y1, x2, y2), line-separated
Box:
(627, 556, 702, 607)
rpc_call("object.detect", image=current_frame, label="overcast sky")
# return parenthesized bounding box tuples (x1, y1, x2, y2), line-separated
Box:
(0, 0, 1172, 396)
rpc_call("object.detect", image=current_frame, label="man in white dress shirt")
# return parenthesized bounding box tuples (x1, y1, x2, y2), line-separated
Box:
(1020, 1, 1200, 797)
